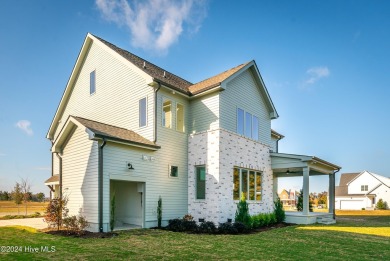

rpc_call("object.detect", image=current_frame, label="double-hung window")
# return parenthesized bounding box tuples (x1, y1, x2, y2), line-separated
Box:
(361, 185, 368, 191)
(233, 167, 262, 201)
(139, 97, 147, 127)
(237, 108, 259, 140)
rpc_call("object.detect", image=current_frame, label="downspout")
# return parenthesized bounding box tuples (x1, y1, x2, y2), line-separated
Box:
(154, 82, 161, 143)
(98, 138, 107, 232)
(51, 141, 54, 200)
(55, 153, 63, 200)
(332, 169, 340, 220)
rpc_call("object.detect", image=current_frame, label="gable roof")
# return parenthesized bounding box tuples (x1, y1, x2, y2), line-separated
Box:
(94, 35, 192, 95)
(47, 33, 279, 139)
(188, 62, 249, 94)
(339, 173, 360, 186)
(73, 116, 160, 150)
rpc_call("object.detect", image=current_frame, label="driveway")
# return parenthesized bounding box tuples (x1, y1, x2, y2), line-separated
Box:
(0, 218, 47, 229)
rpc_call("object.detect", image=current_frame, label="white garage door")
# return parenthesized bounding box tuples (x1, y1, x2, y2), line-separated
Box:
(340, 200, 364, 210)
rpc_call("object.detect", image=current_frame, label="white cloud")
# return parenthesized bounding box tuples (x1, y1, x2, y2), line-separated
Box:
(16, 120, 33, 136)
(305, 66, 330, 85)
(96, 0, 207, 53)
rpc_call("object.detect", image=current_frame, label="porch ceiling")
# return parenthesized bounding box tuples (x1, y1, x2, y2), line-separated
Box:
(271, 152, 341, 177)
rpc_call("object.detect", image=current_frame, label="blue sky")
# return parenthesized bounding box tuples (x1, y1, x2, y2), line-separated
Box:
(1, 0, 389, 195)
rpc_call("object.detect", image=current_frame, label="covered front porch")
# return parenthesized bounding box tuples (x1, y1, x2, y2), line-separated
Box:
(271, 153, 341, 224)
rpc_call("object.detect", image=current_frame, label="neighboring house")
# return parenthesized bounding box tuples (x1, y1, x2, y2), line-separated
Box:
(335, 171, 390, 210)
(279, 189, 298, 207)
(45, 33, 340, 231)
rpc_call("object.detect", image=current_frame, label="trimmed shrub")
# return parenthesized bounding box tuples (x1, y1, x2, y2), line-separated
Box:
(233, 222, 248, 233)
(182, 220, 198, 232)
(274, 196, 286, 223)
(198, 221, 217, 234)
(235, 193, 252, 228)
(218, 222, 238, 234)
(63, 215, 90, 235)
(167, 218, 198, 232)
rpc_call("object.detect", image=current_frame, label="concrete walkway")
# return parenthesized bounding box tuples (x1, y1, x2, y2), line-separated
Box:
(0, 218, 47, 229)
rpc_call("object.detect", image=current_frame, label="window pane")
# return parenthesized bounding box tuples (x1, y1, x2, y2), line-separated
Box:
(233, 168, 240, 200)
(252, 116, 259, 140)
(170, 166, 178, 177)
(256, 172, 262, 201)
(90, 70, 96, 94)
(163, 100, 172, 128)
(241, 169, 248, 200)
(237, 108, 244, 135)
(139, 98, 147, 127)
(245, 112, 252, 137)
(196, 166, 206, 200)
(176, 103, 184, 132)
(249, 171, 255, 200)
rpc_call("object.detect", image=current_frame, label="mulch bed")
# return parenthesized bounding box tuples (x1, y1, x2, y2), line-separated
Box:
(250, 222, 293, 233)
(42, 229, 118, 239)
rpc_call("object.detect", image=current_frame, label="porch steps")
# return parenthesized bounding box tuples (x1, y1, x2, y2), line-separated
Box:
(316, 216, 336, 225)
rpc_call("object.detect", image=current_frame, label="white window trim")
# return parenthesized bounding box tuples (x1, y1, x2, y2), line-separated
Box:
(168, 164, 179, 178)
(90, 69, 96, 95)
(176, 102, 185, 132)
(139, 96, 148, 128)
(162, 97, 172, 129)
(236, 107, 259, 140)
(195, 165, 206, 201)
(234, 167, 262, 202)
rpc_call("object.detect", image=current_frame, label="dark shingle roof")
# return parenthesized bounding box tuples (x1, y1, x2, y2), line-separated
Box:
(73, 116, 160, 149)
(188, 62, 249, 95)
(93, 35, 192, 94)
(339, 173, 360, 186)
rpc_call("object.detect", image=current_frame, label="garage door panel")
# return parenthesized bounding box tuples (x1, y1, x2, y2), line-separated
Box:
(340, 200, 364, 210)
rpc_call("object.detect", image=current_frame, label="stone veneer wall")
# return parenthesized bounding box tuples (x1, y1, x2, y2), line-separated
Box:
(188, 129, 274, 225)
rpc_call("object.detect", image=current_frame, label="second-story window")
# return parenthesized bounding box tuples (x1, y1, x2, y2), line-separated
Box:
(90, 70, 96, 95)
(237, 108, 259, 140)
(139, 97, 147, 127)
(361, 185, 368, 191)
(162, 99, 172, 128)
(176, 103, 184, 132)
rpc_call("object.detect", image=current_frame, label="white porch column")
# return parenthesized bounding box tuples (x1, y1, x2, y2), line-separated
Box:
(273, 174, 278, 202)
(302, 167, 310, 215)
(328, 173, 335, 215)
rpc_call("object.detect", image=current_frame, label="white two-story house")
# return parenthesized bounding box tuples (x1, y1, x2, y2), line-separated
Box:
(335, 171, 390, 210)
(45, 33, 341, 232)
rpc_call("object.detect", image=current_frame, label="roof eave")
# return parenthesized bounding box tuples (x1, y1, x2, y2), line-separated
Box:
(92, 134, 160, 151)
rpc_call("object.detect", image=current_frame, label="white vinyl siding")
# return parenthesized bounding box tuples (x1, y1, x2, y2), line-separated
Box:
(53, 41, 154, 142)
(189, 92, 220, 133)
(103, 89, 189, 228)
(62, 126, 99, 227)
(220, 70, 272, 145)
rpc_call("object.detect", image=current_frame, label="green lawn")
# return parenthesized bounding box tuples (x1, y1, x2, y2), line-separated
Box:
(1, 215, 389, 260)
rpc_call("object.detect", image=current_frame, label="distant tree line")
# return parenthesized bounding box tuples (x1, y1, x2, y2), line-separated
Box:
(0, 189, 45, 202)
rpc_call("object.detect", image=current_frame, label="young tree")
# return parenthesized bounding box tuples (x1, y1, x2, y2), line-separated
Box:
(12, 183, 23, 215)
(235, 193, 252, 228)
(376, 199, 389, 210)
(20, 178, 31, 215)
(297, 189, 313, 212)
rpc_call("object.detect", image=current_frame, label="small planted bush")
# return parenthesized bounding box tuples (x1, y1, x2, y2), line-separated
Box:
(218, 222, 238, 234)
(235, 193, 252, 228)
(274, 196, 286, 223)
(198, 221, 217, 234)
(376, 199, 389, 210)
